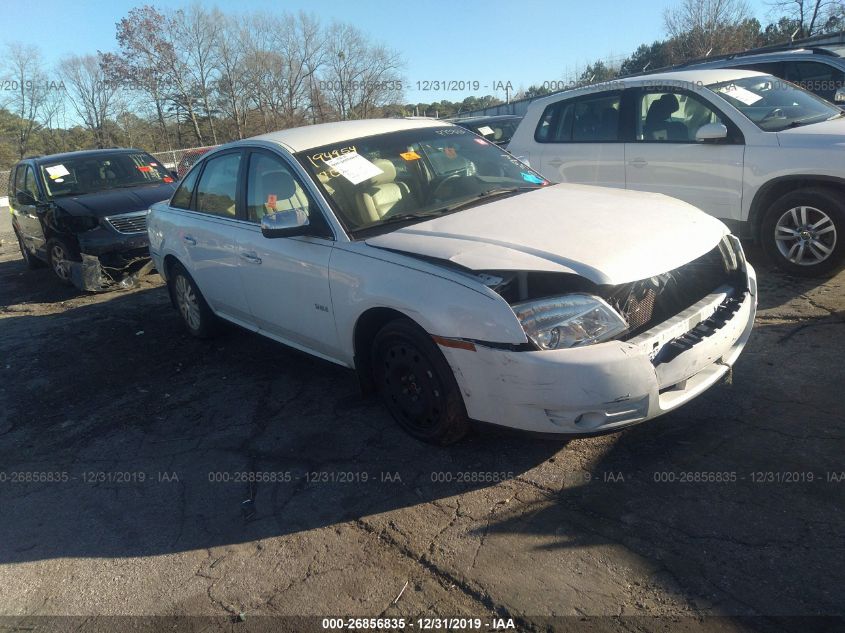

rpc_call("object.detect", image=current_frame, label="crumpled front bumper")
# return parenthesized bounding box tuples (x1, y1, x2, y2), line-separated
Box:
(69, 226, 152, 292)
(438, 264, 757, 435)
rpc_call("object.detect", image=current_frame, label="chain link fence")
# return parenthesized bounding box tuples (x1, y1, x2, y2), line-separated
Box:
(0, 171, 9, 201)
(149, 145, 217, 177)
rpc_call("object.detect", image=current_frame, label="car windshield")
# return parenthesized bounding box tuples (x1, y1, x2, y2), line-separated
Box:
(296, 126, 549, 236)
(40, 152, 173, 198)
(459, 118, 522, 144)
(707, 75, 843, 132)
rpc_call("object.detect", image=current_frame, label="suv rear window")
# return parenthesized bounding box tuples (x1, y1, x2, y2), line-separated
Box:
(535, 93, 621, 142)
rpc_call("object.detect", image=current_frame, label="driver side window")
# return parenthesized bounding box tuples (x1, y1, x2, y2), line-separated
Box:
(245, 152, 314, 224)
(636, 91, 724, 142)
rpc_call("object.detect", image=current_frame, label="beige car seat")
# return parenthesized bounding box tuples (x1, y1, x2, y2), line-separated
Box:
(355, 159, 411, 224)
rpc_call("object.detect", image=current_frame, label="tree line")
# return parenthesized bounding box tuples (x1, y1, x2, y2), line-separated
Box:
(1, 0, 843, 170)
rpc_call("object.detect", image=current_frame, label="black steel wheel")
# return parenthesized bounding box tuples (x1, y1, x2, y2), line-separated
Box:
(372, 318, 470, 445)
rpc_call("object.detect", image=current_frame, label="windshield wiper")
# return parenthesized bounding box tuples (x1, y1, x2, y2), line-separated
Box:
(429, 186, 538, 215)
(786, 114, 835, 128)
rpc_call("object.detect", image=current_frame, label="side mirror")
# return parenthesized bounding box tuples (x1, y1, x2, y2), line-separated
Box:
(16, 191, 36, 206)
(834, 87, 845, 105)
(696, 122, 729, 142)
(260, 209, 311, 238)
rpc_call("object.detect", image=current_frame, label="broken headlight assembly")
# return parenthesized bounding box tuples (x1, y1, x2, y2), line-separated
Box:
(512, 293, 629, 350)
(61, 215, 100, 233)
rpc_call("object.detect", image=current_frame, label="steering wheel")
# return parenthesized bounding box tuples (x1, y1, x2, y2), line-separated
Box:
(428, 173, 464, 202)
(761, 107, 786, 122)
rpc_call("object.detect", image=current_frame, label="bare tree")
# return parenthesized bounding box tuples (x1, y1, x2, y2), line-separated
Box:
(767, 0, 845, 37)
(242, 14, 286, 132)
(61, 54, 118, 148)
(174, 4, 222, 144)
(214, 14, 250, 139)
(102, 5, 175, 149)
(1, 43, 49, 158)
(320, 22, 403, 120)
(276, 13, 325, 125)
(664, 0, 759, 60)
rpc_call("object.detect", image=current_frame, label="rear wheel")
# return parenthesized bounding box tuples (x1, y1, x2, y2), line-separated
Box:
(47, 238, 77, 284)
(168, 261, 217, 338)
(761, 188, 844, 277)
(372, 318, 470, 445)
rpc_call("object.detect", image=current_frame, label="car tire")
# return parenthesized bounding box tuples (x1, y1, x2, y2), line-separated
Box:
(372, 318, 470, 445)
(168, 261, 217, 338)
(46, 238, 78, 284)
(761, 188, 844, 277)
(16, 230, 43, 270)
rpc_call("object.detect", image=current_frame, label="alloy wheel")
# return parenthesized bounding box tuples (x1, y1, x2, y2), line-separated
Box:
(50, 243, 71, 281)
(174, 274, 201, 331)
(775, 206, 837, 266)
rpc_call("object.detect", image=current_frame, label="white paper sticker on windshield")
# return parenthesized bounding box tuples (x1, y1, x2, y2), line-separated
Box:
(45, 164, 70, 179)
(324, 152, 383, 185)
(477, 125, 495, 136)
(718, 85, 762, 106)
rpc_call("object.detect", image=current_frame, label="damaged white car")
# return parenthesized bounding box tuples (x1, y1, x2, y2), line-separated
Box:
(148, 119, 757, 444)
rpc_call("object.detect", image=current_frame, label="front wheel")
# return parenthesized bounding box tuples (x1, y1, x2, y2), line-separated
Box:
(761, 189, 844, 277)
(372, 318, 470, 445)
(47, 238, 78, 284)
(167, 262, 217, 338)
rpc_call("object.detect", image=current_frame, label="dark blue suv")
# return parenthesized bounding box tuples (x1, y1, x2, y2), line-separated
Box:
(9, 148, 177, 289)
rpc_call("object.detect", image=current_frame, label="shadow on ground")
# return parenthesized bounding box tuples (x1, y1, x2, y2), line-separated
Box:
(1, 247, 843, 626)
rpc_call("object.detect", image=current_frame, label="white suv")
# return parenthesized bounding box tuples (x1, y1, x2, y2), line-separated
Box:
(148, 119, 756, 444)
(508, 69, 845, 276)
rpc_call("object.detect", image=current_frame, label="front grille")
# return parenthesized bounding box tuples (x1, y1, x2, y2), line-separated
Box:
(602, 244, 743, 339)
(106, 212, 148, 234)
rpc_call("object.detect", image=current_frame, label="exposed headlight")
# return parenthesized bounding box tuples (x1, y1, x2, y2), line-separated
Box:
(513, 293, 628, 350)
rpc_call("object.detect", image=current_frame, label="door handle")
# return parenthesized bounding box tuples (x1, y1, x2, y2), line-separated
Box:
(240, 251, 262, 264)
(183, 235, 197, 245)
(628, 158, 648, 168)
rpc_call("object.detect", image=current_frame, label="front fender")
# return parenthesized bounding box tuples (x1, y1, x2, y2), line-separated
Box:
(329, 245, 527, 367)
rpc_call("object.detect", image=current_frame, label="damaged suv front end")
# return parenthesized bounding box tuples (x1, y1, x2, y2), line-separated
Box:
(9, 149, 177, 290)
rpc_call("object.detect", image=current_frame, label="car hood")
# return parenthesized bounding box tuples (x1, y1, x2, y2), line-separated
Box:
(51, 182, 176, 218)
(365, 184, 728, 285)
(777, 116, 845, 148)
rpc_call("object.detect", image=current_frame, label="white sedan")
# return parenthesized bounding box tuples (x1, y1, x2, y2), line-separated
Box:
(148, 119, 757, 444)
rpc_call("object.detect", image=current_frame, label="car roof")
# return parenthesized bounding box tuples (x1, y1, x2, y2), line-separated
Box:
(627, 68, 768, 83)
(29, 148, 147, 165)
(689, 47, 845, 66)
(249, 118, 450, 152)
(451, 115, 522, 123)
(527, 68, 768, 108)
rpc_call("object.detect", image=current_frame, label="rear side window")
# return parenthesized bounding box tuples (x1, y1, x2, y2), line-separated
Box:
(171, 166, 200, 210)
(572, 94, 621, 141)
(535, 93, 620, 143)
(194, 153, 241, 218)
(13, 165, 26, 198)
(23, 167, 39, 200)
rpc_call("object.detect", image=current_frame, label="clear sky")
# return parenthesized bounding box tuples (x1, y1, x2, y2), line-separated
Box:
(3, 0, 775, 103)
